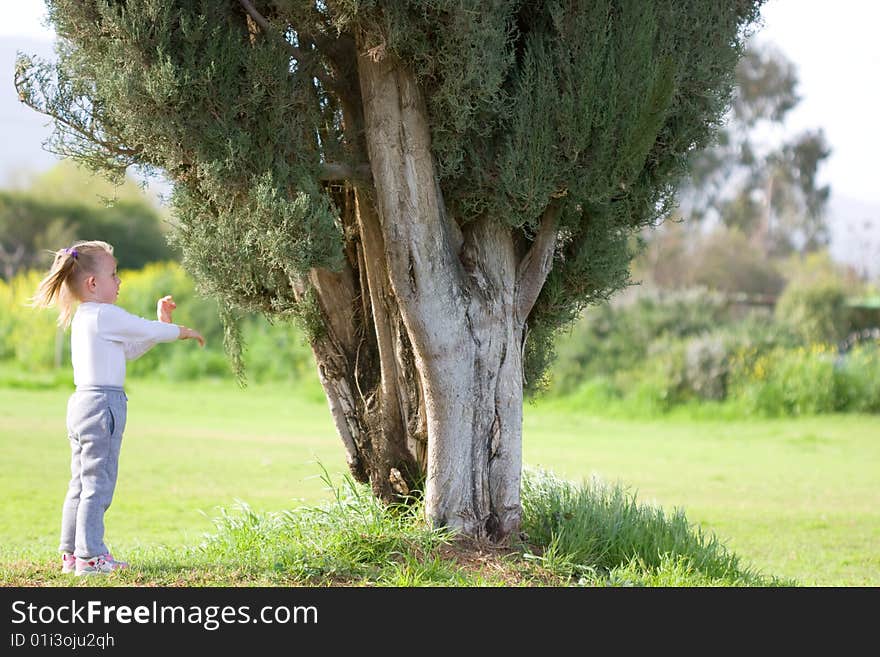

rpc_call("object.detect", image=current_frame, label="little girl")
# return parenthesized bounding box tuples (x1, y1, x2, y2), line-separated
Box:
(32, 240, 205, 576)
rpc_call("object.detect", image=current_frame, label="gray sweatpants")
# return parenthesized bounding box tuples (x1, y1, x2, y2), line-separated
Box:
(60, 386, 128, 558)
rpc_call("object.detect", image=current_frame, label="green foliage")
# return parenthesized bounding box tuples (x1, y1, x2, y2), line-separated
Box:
(0, 163, 170, 277)
(17, 0, 765, 389)
(192, 466, 778, 586)
(499, 0, 762, 381)
(0, 263, 318, 386)
(118, 262, 320, 385)
(169, 173, 342, 321)
(775, 278, 851, 344)
(836, 344, 880, 413)
(519, 468, 779, 585)
(639, 320, 796, 407)
(682, 333, 730, 400)
(0, 270, 66, 369)
(547, 283, 879, 417)
(549, 287, 738, 394)
(554, 339, 880, 420)
(116, 262, 229, 380)
(730, 343, 880, 416)
(17, 0, 342, 354)
(782, 250, 864, 289)
(688, 227, 786, 295)
(360, 0, 761, 228)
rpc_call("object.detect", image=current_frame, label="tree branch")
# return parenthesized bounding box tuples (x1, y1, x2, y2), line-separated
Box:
(27, 100, 140, 165)
(237, 0, 337, 90)
(239, 0, 305, 59)
(307, 30, 365, 159)
(238, 0, 271, 32)
(515, 201, 561, 322)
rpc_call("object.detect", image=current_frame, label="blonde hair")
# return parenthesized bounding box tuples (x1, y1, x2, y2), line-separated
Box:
(31, 240, 115, 328)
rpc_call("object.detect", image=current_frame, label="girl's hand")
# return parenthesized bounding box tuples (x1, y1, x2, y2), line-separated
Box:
(158, 295, 177, 323)
(178, 326, 206, 348)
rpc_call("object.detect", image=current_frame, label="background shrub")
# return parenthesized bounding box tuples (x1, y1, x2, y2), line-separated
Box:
(0, 270, 67, 370)
(0, 262, 317, 386)
(550, 288, 733, 394)
(775, 278, 851, 344)
(2, 263, 877, 416)
(728, 343, 880, 416)
(548, 283, 877, 417)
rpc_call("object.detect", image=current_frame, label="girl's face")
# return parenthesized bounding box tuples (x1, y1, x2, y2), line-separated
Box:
(85, 251, 121, 304)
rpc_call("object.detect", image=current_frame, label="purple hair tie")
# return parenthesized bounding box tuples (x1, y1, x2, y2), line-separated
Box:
(64, 247, 78, 259)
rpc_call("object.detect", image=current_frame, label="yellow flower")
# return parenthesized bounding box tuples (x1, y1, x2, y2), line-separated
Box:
(754, 361, 766, 380)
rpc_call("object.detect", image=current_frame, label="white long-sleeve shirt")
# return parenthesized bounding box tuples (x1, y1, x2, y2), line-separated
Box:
(71, 302, 180, 387)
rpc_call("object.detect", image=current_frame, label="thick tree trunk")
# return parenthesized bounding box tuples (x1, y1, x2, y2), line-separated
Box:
(355, 45, 528, 540)
(304, 186, 424, 503)
(301, 43, 555, 541)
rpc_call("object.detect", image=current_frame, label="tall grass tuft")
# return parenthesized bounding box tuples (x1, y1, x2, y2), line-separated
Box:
(184, 465, 787, 586)
(520, 468, 787, 585)
(195, 465, 460, 585)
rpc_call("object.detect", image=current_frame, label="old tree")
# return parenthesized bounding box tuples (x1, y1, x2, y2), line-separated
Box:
(18, 1, 764, 540)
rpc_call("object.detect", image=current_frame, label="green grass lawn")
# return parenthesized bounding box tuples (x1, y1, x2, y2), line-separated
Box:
(523, 404, 880, 586)
(1, 378, 877, 585)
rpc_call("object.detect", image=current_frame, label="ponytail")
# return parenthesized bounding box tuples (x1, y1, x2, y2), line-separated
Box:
(31, 241, 114, 328)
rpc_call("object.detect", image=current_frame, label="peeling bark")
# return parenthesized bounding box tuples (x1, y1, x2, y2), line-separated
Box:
(357, 47, 535, 540)
(304, 185, 422, 502)
(292, 43, 556, 541)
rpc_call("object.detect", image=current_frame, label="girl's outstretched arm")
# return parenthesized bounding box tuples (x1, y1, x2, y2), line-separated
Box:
(178, 325, 206, 348)
(157, 294, 205, 347)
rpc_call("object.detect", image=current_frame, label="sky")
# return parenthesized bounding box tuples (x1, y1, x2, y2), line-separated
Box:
(1, 0, 879, 274)
(753, 1, 880, 206)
